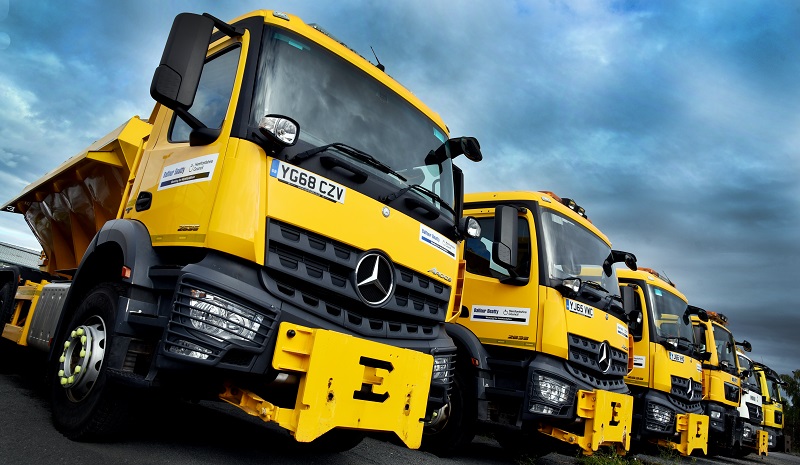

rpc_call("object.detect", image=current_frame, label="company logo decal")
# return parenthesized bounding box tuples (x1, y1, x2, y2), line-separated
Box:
(354, 253, 394, 307)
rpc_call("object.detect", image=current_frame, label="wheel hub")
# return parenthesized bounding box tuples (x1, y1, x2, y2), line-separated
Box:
(56, 316, 106, 402)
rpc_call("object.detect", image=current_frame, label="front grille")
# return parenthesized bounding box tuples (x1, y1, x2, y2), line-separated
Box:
(567, 333, 628, 378)
(263, 219, 451, 340)
(670, 375, 703, 404)
(163, 276, 279, 365)
(746, 402, 763, 422)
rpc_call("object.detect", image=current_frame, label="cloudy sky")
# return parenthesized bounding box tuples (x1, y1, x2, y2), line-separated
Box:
(0, 1, 798, 376)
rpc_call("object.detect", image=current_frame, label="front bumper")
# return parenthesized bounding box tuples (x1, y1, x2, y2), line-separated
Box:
(220, 321, 433, 447)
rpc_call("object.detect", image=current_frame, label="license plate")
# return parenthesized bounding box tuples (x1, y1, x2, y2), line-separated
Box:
(566, 299, 595, 318)
(270, 159, 346, 204)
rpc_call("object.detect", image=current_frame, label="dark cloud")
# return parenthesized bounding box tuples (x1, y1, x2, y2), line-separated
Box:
(0, 0, 797, 375)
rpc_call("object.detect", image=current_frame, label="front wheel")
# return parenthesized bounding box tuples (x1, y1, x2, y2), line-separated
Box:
(50, 283, 130, 440)
(420, 370, 477, 456)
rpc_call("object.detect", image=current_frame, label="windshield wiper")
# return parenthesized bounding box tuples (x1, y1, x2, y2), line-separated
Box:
(382, 183, 456, 216)
(289, 142, 406, 182)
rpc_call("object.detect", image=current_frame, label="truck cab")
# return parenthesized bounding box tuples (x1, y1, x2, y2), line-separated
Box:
(754, 362, 785, 451)
(0, 10, 483, 449)
(426, 191, 637, 456)
(691, 312, 747, 455)
(736, 351, 768, 456)
(618, 268, 708, 456)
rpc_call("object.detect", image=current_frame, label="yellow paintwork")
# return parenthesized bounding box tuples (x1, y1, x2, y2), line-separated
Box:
(5, 118, 151, 275)
(756, 366, 784, 431)
(539, 390, 633, 455)
(657, 413, 709, 456)
(693, 319, 741, 408)
(1, 280, 47, 346)
(2, 9, 461, 445)
(460, 192, 627, 357)
(756, 429, 769, 456)
(619, 270, 708, 456)
(219, 322, 433, 448)
(459, 192, 631, 454)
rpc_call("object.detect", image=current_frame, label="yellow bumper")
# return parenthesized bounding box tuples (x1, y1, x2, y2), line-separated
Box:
(756, 429, 769, 456)
(658, 413, 709, 456)
(219, 322, 434, 448)
(539, 389, 633, 455)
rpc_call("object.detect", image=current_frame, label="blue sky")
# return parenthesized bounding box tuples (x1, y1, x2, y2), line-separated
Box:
(0, 0, 798, 376)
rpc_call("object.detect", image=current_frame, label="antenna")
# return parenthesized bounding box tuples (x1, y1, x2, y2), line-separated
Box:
(370, 46, 385, 72)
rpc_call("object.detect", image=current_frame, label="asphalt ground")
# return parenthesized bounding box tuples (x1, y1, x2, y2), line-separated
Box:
(1, 340, 798, 465)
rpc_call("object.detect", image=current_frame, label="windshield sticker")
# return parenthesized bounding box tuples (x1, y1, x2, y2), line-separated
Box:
(633, 355, 646, 369)
(669, 352, 685, 363)
(270, 159, 346, 204)
(471, 305, 530, 325)
(617, 323, 628, 338)
(433, 127, 446, 143)
(654, 288, 663, 296)
(420, 224, 456, 259)
(158, 153, 219, 191)
(565, 299, 595, 318)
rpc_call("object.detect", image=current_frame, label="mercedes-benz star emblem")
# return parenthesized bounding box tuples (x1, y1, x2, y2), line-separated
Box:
(597, 341, 612, 374)
(354, 253, 394, 307)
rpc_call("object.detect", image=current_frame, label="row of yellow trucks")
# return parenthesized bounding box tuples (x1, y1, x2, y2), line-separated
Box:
(0, 8, 786, 458)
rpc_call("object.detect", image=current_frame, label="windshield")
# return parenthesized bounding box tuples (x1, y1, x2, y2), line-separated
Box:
(768, 378, 782, 403)
(712, 324, 738, 373)
(738, 355, 761, 393)
(251, 26, 454, 214)
(648, 286, 694, 343)
(541, 208, 618, 292)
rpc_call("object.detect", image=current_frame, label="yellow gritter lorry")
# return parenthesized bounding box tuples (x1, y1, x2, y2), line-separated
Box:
(691, 311, 757, 455)
(424, 191, 638, 456)
(618, 267, 709, 456)
(0, 10, 485, 450)
(753, 361, 785, 451)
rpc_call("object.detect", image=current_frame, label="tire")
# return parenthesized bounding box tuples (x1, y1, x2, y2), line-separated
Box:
(0, 281, 15, 325)
(420, 370, 477, 456)
(50, 283, 130, 441)
(303, 429, 366, 453)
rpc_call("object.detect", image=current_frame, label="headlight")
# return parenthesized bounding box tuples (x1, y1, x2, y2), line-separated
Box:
(710, 410, 722, 419)
(532, 374, 572, 405)
(188, 290, 263, 343)
(432, 356, 451, 380)
(743, 424, 752, 438)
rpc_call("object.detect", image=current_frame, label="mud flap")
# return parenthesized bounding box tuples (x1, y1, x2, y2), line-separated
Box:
(659, 413, 709, 456)
(539, 389, 633, 455)
(219, 322, 433, 448)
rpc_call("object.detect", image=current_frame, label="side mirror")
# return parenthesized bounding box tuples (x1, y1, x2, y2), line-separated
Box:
(603, 250, 638, 276)
(427, 137, 483, 164)
(736, 340, 752, 353)
(151, 13, 216, 112)
(740, 369, 752, 379)
(258, 115, 299, 147)
(683, 305, 709, 325)
(492, 205, 518, 270)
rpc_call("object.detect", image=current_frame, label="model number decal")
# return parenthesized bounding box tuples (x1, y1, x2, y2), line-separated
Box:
(565, 299, 594, 318)
(270, 159, 346, 203)
(669, 352, 685, 363)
